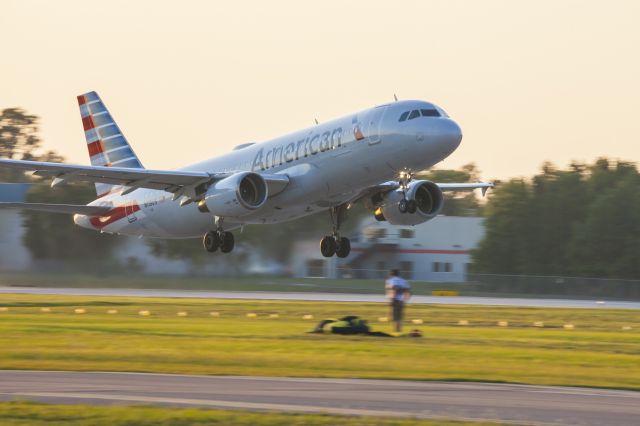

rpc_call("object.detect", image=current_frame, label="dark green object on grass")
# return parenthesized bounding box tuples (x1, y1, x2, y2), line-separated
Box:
(311, 316, 391, 336)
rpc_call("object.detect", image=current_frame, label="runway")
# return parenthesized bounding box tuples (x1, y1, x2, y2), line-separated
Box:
(1, 286, 639, 309)
(0, 371, 638, 425)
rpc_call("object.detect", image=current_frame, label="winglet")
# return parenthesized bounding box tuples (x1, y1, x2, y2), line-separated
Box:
(481, 183, 495, 197)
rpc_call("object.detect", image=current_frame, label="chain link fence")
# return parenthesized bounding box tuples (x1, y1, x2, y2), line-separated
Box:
(467, 273, 640, 299)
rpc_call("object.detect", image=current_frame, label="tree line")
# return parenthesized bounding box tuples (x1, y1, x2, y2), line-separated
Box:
(473, 159, 640, 279)
(0, 108, 119, 267)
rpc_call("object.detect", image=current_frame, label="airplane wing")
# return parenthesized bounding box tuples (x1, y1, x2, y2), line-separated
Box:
(436, 182, 495, 196)
(351, 180, 494, 206)
(0, 159, 289, 200)
(0, 202, 112, 215)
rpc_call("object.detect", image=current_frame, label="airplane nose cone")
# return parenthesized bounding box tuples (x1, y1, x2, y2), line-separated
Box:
(446, 119, 463, 150)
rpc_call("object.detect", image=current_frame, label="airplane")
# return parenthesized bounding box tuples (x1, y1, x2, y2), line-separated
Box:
(0, 91, 493, 258)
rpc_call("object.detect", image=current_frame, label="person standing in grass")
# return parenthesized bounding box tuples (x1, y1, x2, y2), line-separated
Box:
(385, 269, 411, 333)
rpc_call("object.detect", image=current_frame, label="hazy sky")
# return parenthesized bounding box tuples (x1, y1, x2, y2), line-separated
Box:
(2, 0, 639, 181)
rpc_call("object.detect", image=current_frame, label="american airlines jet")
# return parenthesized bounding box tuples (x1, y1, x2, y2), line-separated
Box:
(0, 92, 492, 258)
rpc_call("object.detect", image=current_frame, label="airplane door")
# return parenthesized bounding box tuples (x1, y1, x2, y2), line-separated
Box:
(125, 201, 138, 223)
(366, 107, 386, 145)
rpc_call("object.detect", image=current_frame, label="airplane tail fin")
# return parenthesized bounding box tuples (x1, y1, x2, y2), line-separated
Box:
(77, 91, 144, 197)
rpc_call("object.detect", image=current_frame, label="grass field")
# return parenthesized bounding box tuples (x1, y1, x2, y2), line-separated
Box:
(0, 294, 639, 390)
(0, 401, 500, 426)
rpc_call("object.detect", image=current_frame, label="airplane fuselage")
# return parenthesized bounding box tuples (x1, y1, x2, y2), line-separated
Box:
(74, 100, 462, 238)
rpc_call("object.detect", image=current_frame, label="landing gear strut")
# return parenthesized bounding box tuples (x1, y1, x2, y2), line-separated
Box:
(203, 218, 235, 254)
(320, 204, 351, 258)
(397, 170, 417, 214)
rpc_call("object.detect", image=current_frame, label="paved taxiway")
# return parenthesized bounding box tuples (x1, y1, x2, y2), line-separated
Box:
(1, 371, 638, 425)
(1, 286, 639, 309)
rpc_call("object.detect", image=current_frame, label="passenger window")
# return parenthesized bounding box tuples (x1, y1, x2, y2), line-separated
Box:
(408, 110, 420, 120)
(421, 108, 440, 117)
(398, 111, 410, 122)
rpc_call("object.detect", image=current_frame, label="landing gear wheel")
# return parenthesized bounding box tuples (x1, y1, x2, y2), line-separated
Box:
(203, 231, 219, 252)
(398, 198, 408, 213)
(320, 235, 337, 257)
(219, 231, 235, 253)
(406, 199, 417, 214)
(335, 237, 351, 258)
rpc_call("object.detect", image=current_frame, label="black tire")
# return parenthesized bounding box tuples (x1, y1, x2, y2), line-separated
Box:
(220, 231, 235, 253)
(320, 235, 336, 257)
(203, 231, 219, 252)
(406, 199, 417, 214)
(336, 237, 351, 258)
(398, 198, 408, 213)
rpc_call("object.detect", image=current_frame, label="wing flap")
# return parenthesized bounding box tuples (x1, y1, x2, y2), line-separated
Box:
(0, 202, 112, 215)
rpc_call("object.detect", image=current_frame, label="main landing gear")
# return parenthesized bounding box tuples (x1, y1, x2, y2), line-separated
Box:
(320, 204, 351, 258)
(203, 218, 235, 253)
(397, 170, 417, 214)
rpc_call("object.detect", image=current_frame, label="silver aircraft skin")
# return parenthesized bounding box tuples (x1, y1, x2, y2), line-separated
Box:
(0, 92, 492, 257)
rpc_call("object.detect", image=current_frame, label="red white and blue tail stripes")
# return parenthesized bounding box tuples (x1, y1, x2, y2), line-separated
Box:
(77, 91, 144, 197)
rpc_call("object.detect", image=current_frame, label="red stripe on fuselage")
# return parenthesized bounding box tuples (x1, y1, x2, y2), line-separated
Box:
(77, 95, 86, 105)
(89, 204, 140, 229)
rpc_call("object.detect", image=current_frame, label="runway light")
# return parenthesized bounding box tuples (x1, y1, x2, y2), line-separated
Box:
(74, 308, 86, 314)
(269, 313, 279, 318)
(210, 311, 220, 317)
(498, 321, 509, 327)
(138, 310, 150, 316)
(458, 320, 469, 326)
(412, 319, 424, 325)
(246, 313, 257, 318)
(563, 324, 575, 330)
(622, 326, 632, 331)
(0, 307, 8, 312)
(107, 309, 118, 314)
(302, 314, 314, 320)
(533, 321, 544, 328)
(40, 307, 51, 313)
(177, 311, 188, 317)
(378, 317, 388, 322)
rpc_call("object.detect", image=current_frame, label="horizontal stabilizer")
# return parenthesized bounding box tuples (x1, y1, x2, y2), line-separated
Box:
(0, 202, 111, 215)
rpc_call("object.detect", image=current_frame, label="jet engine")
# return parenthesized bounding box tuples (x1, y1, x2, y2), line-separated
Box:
(374, 180, 444, 226)
(197, 172, 268, 217)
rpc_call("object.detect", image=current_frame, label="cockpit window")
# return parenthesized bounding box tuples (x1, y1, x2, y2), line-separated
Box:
(421, 108, 440, 117)
(399, 107, 441, 122)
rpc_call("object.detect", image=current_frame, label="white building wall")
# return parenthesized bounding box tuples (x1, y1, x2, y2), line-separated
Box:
(290, 216, 485, 282)
(349, 216, 484, 282)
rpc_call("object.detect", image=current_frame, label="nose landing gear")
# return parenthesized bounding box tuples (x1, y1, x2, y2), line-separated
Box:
(397, 170, 417, 214)
(319, 204, 351, 258)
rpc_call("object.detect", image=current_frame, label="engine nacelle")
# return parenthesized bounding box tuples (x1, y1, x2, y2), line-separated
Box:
(197, 172, 268, 217)
(376, 180, 444, 225)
